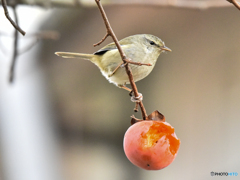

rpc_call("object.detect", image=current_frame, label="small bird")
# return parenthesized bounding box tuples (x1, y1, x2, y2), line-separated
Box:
(55, 34, 171, 91)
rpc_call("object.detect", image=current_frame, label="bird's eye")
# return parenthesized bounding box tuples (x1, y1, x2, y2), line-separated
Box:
(149, 41, 155, 45)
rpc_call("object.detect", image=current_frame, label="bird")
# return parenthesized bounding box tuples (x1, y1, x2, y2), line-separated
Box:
(55, 34, 171, 91)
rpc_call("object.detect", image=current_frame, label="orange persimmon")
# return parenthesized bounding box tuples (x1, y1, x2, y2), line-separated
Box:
(123, 120, 180, 170)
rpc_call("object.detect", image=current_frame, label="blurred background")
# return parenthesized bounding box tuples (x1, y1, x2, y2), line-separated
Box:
(0, 1, 240, 180)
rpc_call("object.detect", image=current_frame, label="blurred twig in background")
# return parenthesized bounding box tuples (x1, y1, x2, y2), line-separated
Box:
(0, 0, 235, 9)
(1, 0, 25, 35)
(9, 6, 19, 83)
(8, 29, 59, 83)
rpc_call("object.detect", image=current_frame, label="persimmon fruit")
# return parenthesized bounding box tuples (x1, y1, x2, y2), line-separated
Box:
(123, 120, 180, 170)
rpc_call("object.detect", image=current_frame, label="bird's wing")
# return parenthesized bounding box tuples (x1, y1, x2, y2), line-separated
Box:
(94, 42, 118, 55)
(93, 38, 132, 56)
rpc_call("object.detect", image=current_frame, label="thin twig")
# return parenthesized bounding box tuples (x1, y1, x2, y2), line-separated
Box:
(93, 33, 109, 47)
(108, 59, 151, 78)
(227, 0, 240, 10)
(9, 6, 19, 83)
(95, 0, 148, 120)
(124, 59, 152, 66)
(108, 62, 124, 77)
(1, 0, 26, 36)
(134, 103, 139, 112)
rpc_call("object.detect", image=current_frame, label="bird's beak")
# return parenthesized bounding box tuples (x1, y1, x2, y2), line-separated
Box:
(161, 46, 172, 52)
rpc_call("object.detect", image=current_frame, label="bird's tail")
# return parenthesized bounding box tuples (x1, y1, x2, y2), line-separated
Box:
(55, 51, 104, 71)
(55, 52, 101, 67)
(55, 52, 94, 61)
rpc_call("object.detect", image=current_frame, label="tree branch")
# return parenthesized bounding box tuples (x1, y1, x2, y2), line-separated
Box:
(0, 0, 234, 9)
(93, 33, 109, 47)
(9, 6, 19, 83)
(95, 0, 148, 120)
(227, 0, 240, 10)
(1, 0, 26, 36)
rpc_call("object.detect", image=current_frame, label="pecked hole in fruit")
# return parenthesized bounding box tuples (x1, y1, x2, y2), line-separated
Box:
(141, 122, 180, 155)
(167, 134, 180, 155)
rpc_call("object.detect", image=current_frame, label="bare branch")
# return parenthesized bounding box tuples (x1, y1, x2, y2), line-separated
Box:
(95, 0, 148, 120)
(93, 33, 109, 47)
(9, 6, 19, 83)
(1, 0, 238, 12)
(1, 0, 233, 9)
(124, 59, 152, 66)
(227, 0, 240, 10)
(1, 0, 26, 36)
(134, 102, 139, 112)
